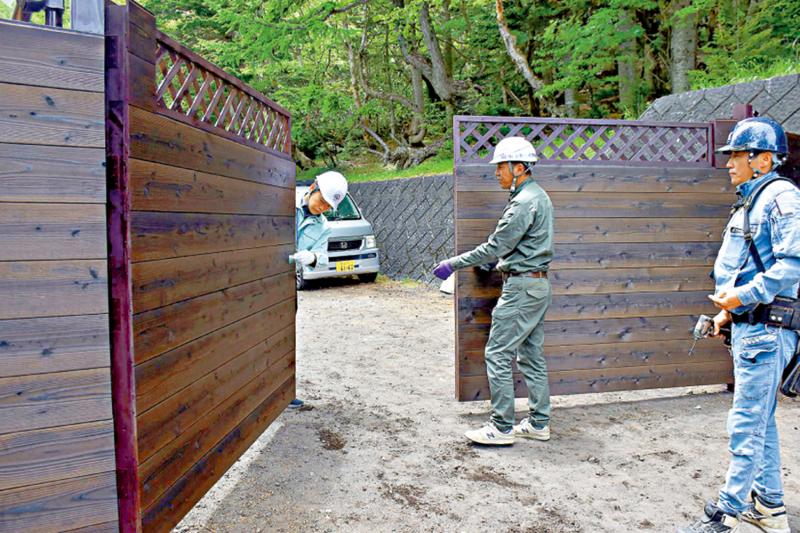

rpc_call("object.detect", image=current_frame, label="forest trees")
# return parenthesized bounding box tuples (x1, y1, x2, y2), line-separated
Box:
(141, 0, 799, 169)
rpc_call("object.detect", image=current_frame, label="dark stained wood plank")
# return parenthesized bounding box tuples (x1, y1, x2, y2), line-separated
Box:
(128, 52, 156, 113)
(458, 217, 727, 245)
(130, 158, 295, 216)
(0, 472, 118, 532)
(0, 21, 105, 92)
(129, 106, 295, 187)
(0, 260, 108, 319)
(133, 272, 295, 364)
(0, 83, 105, 148)
(455, 163, 734, 193)
(0, 143, 106, 203)
(0, 315, 110, 378)
(459, 315, 701, 350)
(132, 244, 293, 313)
(0, 369, 112, 435)
(135, 306, 294, 413)
(131, 211, 294, 262)
(0, 203, 107, 261)
(457, 191, 733, 219)
(459, 339, 732, 376)
(458, 360, 734, 400)
(458, 266, 715, 297)
(0, 420, 115, 491)
(458, 291, 718, 324)
(139, 349, 295, 509)
(456, 242, 720, 269)
(137, 338, 293, 464)
(141, 375, 294, 533)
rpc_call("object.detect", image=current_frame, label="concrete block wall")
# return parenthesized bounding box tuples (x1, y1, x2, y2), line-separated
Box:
(349, 175, 454, 285)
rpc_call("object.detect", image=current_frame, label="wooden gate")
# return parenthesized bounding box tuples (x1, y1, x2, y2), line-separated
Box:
(106, 2, 296, 531)
(454, 115, 735, 401)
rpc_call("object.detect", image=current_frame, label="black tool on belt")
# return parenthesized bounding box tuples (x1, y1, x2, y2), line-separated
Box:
(727, 175, 800, 397)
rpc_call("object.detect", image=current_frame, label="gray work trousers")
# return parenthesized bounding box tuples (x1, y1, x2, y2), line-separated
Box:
(485, 275, 551, 432)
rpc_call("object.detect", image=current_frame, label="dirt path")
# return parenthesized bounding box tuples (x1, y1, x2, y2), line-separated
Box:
(175, 279, 800, 533)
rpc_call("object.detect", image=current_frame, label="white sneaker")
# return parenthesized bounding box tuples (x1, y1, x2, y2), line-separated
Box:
(741, 491, 790, 533)
(464, 423, 515, 445)
(513, 418, 550, 441)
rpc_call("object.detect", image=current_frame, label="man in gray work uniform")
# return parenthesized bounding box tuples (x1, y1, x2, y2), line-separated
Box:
(434, 136, 554, 445)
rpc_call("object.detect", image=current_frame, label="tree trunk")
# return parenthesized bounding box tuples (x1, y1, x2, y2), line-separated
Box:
(564, 88, 577, 117)
(669, 0, 697, 94)
(409, 64, 426, 145)
(616, 9, 638, 115)
(495, 0, 543, 93)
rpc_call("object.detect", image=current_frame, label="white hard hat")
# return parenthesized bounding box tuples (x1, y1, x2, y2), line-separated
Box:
(315, 171, 348, 209)
(490, 137, 539, 164)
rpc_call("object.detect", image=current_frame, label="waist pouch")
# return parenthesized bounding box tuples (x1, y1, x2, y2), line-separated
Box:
(781, 345, 800, 398)
(731, 296, 800, 329)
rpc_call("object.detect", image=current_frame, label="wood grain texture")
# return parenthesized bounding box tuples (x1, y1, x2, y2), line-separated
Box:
(141, 375, 294, 533)
(133, 272, 295, 364)
(458, 217, 727, 245)
(455, 163, 733, 193)
(0, 314, 110, 378)
(0, 203, 107, 261)
(458, 360, 733, 400)
(454, 242, 720, 269)
(0, 82, 105, 148)
(136, 339, 294, 463)
(0, 143, 105, 203)
(458, 291, 718, 324)
(458, 315, 701, 350)
(62, 520, 120, 533)
(129, 106, 295, 187)
(0, 260, 108, 319)
(459, 267, 715, 297)
(0, 21, 105, 92)
(459, 339, 731, 376)
(457, 191, 732, 219)
(135, 304, 294, 413)
(0, 420, 115, 491)
(0, 368, 112, 435)
(139, 348, 295, 509)
(0, 472, 118, 533)
(131, 211, 293, 262)
(132, 244, 293, 313)
(130, 158, 295, 216)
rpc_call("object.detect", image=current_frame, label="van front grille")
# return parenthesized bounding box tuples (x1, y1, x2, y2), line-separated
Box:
(328, 239, 362, 251)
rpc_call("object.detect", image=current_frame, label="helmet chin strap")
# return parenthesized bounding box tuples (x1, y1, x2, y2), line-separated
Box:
(508, 162, 528, 193)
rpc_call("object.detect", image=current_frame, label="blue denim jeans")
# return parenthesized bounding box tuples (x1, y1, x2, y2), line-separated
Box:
(717, 322, 798, 515)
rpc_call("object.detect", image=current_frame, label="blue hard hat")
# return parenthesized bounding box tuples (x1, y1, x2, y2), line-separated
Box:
(716, 117, 788, 155)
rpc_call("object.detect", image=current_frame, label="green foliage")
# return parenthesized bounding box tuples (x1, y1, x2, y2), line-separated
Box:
(0, 2, 12, 20)
(297, 156, 454, 183)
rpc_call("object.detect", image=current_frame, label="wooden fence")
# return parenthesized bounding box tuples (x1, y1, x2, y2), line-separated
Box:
(453, 115, 736, 401)
(107, 2, 296, 531)
(0, 20, 119, 532)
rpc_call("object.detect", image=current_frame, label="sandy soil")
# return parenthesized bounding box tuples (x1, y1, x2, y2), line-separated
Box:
(175, 278, 800, 533)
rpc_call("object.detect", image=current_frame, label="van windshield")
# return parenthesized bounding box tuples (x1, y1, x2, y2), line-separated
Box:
(324, 194, 361, 221)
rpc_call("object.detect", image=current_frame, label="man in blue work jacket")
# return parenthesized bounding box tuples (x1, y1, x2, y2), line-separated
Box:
(680, 118, 799, 533)
(290, 171, 348, 408)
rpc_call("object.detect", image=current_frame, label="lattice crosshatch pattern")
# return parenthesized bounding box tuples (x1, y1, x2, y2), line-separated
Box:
(155, 35, 291, 155)
(455, 116, 713, 166)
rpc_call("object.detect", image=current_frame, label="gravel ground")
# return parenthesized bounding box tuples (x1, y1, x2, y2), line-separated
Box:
(175, 278, 800, 533)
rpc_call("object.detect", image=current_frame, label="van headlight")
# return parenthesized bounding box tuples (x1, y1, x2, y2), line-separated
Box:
(364, 235, 377, 249)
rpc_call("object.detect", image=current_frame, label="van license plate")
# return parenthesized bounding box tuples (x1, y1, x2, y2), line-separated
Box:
(336, 260, 356, 272)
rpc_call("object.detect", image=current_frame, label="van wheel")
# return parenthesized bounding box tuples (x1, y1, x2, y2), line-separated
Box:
(296, 268, 311, 290)
(358, 273, 378, 283)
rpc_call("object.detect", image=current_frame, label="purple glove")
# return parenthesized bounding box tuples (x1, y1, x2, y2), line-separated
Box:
(433, 260, 455, 280)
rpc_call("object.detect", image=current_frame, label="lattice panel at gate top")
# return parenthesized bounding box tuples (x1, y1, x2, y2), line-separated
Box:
(154, 32, 291, 155)
(455, 116, 713, 167)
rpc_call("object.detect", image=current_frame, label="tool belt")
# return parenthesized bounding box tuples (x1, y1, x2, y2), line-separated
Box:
(730, 296, 800, 329)
(500, 271, 548, 282)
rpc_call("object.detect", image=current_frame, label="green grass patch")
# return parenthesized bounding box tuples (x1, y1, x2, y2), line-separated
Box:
(297, 157, 453, 184)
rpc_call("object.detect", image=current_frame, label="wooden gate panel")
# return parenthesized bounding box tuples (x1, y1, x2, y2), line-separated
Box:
(454, 116, 735, 401)
(105, 2, 296, 531)
(0, 19, 119, 532)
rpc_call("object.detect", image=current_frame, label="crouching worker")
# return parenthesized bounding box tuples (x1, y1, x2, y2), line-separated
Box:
(289, 171, 348, 408)
(679, 118, 800, 533)
(433, 137, 554, 446)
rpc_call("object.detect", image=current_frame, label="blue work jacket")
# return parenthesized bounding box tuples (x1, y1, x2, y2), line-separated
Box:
(296, 198, 331, 268)
(713, 171, 800, 313)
